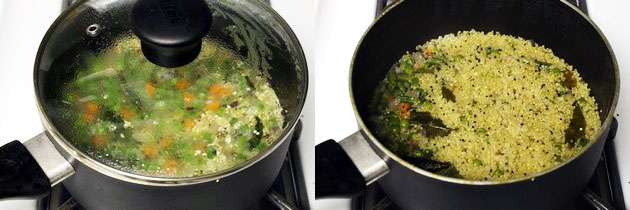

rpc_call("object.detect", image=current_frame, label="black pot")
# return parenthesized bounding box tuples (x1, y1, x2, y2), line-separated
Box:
(0, 0, 307, 209)
(316, 0, 619, 209)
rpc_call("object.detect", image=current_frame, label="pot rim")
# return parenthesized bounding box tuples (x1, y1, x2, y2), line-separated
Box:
(348, 0, 620, 185)
(33, 0, 308, 186)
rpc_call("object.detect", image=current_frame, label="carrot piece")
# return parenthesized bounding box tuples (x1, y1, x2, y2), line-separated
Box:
(141, 143, 158, 158)
(91, 135, 107, 149)
(145, 83, 156, 96)
(209, 84, 222, 96)
(222, 87, 233, 97)
(205, 101, 220, 112)
(414, 62, 424, 70)
(183, 119, 196, 130)
(425, 49, 434, 57)
(183, 92, 194, 105)
(176, 79, 190, 91)
(121, 108, 135, 121)
(209, 83, 233, 98)
(400, 103, 411, 114)
(85, 102, 100, 114)
(81, 113, 96, 122)
(158, 137, 173, 149)
(162, 159, 179, 174)
(80, 103, 100, 122)
(401, 112, 411, 119)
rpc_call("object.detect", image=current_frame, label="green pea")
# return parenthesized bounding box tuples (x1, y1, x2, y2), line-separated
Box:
(473, 159, 482, 166)
(202, 133, 213, 143)
(140, 161, 160, 171)
(422, 101, 433, 110)
(256, 142, 268, 151)
(269, 117, 279, 127)
(207, 147, 217, 159)
(493, 168, 504, 177)
(218, 107, 226, 116)
(256, 102, 265, 110)
(411, 148, 433, 159)
(235, 153, 247, 161)
(578, 97, 587, 104)
(460, 116, 468, 125)
(229, 118, 238, 126)
(551, 68, 561, 75)
(475, 128, 487, 136)
(453, 55, 464, 62)
(400, 119, 409, 128)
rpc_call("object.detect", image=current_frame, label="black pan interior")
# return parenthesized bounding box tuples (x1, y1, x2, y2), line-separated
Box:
(352, 0, 616, 126)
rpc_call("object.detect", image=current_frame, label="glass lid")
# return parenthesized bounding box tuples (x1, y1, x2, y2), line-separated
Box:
(34, 0, 307, 180)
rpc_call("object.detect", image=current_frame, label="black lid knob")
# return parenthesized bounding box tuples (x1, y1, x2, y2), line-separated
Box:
(131, 0, 212, 68)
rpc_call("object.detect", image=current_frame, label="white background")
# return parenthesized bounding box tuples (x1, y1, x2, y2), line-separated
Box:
(0, 1, 61, 209)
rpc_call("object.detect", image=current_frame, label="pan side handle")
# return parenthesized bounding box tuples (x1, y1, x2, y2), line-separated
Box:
(315, 131, 390, 198)
(0, 140, 51, 199)
(0, 132, 74, 200)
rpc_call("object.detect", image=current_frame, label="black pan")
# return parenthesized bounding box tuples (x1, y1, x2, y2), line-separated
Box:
(316, 0, 619, 209)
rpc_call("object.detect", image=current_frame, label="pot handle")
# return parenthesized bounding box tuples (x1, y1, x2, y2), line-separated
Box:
(0, 132, 74, 200)
(0, 140, 50, 199)
(315, 131, 390, 198)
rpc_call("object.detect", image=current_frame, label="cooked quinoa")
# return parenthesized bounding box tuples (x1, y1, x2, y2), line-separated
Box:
(55, 37, 284, 177)
(368, 30, 600, 181)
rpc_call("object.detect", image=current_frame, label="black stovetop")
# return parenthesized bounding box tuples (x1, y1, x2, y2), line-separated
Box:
(37, 121, 309, 210)
(354, 1, 625, 210)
